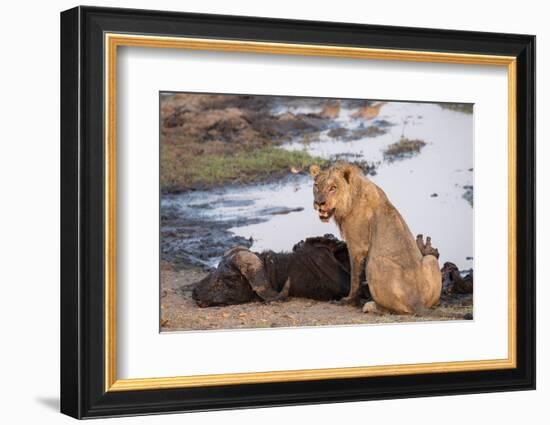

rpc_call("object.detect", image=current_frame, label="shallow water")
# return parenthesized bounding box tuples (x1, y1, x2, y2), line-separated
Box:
(164, 101, 473, 270)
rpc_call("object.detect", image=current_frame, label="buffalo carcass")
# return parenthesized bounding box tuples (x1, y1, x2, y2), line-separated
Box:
(192, 234, 370, 307)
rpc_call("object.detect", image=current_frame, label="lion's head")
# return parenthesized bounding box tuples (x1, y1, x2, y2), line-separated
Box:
(309, 163, 358, 222)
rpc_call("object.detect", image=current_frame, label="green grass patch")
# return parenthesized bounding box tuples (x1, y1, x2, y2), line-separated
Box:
(383, 137, 426, 162)
(161, 145, 327, 192)
(438, 103, 474, 114)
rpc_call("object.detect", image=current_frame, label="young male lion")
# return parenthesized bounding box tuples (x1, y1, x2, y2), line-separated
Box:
(309, 163, 441, 314)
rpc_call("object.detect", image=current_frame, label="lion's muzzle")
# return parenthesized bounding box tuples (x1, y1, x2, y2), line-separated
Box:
(314, 202, 335, 222)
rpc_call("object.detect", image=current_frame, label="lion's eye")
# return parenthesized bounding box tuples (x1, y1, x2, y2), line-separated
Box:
(329, 186, 337, 192)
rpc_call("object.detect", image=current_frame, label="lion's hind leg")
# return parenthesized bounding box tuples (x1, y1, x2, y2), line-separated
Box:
(365, 256, 416, 314)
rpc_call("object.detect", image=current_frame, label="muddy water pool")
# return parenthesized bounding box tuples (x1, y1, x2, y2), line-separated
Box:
(163, 101, 473, 270)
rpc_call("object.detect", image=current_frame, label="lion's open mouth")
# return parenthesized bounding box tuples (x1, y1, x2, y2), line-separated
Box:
(318, 208, 335, 222)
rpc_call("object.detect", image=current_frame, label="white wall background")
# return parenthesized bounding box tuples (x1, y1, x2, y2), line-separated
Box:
(0, 0, 544, 423)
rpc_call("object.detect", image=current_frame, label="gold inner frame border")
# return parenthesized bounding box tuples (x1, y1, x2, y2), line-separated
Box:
(104, 33, 517, 392)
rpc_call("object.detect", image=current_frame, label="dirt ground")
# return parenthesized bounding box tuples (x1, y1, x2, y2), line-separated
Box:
(160, 264, 473, 332)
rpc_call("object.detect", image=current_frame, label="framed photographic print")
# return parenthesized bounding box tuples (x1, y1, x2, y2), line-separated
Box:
(60, 6, 535, 419)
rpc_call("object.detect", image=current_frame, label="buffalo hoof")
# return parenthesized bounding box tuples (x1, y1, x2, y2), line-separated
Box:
(416, 234, 440, 259)
(336, 296, 361, 307)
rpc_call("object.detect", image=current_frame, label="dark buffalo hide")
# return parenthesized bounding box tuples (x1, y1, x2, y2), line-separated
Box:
(192, 234, 369, 307)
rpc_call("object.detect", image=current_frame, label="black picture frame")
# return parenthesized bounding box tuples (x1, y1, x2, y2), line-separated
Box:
(61, 5, 535, 419)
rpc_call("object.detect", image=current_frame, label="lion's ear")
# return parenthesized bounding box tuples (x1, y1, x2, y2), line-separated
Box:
(309, 164, 320, 178)
(341, 163, 355, 184)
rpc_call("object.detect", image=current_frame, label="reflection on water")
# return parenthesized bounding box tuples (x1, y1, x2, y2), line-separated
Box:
(165, 101, 473, 270)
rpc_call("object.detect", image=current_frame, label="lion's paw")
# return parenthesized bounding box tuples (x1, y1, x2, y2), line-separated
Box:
(362, 301, 376, 313)
(363, 301, 389, 314)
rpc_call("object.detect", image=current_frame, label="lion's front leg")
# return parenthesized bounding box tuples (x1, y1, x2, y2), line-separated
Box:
(340, 253, 364, 306)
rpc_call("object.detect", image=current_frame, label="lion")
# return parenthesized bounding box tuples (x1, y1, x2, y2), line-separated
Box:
(309, 162, 441, 314)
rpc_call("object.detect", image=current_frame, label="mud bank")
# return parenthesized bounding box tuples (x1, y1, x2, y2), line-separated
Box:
(161, 175, 309, 269)
(160, 94, 388, 192)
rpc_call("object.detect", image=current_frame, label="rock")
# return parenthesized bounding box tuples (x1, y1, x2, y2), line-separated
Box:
(327, 127, 349, 139)
(462, 185, 473, 206)
(319, 101, 341, 119)
(372, 119, 395, 128)
(259, 206, 304, 216)
(351, 102, 387, 120)
(347, 126, 387, 139)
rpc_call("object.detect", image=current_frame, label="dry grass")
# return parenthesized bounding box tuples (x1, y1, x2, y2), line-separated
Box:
(438, 103, 474, 114)
(384, 137, 426, 161)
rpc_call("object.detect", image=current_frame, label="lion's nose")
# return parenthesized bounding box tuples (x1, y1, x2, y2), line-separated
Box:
(314, 200, 326, 209)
